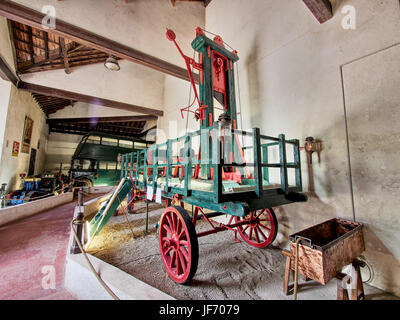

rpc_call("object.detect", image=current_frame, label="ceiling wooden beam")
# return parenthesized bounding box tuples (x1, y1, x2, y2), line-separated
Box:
(18, 81, 164, 116)
(0, 54, 20, 86)
(46, 115, 158, 125)
(0, 0, 196, 83)
(26, 25, 35, 62)
(43, 31, 49, 60)
(59, 37, 71, 74)
(302, 0, 333, 24)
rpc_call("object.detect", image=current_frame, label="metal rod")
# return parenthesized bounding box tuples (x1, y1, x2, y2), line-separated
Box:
(340, 65, 356, 222)
(145, 199, 149, 233)
(196, 219, 248, 238)
(70, 188, 84, 254)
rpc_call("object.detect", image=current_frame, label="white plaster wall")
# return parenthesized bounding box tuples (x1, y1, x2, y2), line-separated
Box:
(156, 75, 199, 144)
(206, 0, 400, 296)
(49, 102, 143, 119)
(343, 44, 400, 296)
(0, 86, 49, 191)
(20, 60, 166, 111)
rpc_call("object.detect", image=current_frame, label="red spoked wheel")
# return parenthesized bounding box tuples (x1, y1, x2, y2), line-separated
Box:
(235, 208, 278, 248)
(159, 206, 198, 284)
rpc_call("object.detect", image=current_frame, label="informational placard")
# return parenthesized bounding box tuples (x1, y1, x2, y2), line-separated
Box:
(21, 116, 33, 154)
(147, 186, 154, 201)
(155, 187, 162, 204)
(12, 141, 20, 157)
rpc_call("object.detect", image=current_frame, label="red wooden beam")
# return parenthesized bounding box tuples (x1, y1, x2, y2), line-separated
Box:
(302, 0, 333, 24)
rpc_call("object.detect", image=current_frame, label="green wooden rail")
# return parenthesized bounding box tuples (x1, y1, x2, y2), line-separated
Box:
(120, 125, 304, 216)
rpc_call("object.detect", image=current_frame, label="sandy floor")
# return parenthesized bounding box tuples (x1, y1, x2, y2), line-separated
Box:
(88, 202, 399, 300)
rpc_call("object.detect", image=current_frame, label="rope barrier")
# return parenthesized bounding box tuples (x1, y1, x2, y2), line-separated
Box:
(70, 218, 120, 300)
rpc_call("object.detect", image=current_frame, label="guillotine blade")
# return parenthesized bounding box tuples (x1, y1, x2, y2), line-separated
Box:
(213, 91, 225, 107)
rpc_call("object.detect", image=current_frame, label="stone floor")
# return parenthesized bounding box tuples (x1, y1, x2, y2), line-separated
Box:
(0, 193, 102, 300)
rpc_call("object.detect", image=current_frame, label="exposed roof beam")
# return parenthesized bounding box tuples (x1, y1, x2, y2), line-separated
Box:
(0, 0, 196, 83)
(46, 115, 158, 125)
(59, 37, 71, 74)
(26, 25, 35, 62)
(302, 0, 333, 24)
(0, 54, 20, 86)
(48, 125, 146, 138)
(170, 0, 210, 7)
(18, 81, 164, 116)
(43, 31, 49, 60)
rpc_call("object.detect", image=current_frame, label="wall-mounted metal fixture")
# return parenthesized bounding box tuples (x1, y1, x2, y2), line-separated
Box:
(305, 137, 322, 164)
(104, 55, 120, 71)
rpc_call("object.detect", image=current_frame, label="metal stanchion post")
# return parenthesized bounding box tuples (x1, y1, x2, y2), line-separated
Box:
(71, 188, 85, 254)
(145, 199, 149, 233)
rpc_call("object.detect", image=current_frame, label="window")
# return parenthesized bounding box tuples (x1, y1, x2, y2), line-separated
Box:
(87, 136, 101, 144)
(98, 161, 107, 170)
(119, 139, 133, 149)
(107, 162, 116, 170)
(102, 137, 118, 146)
(135, 142, 147, 150)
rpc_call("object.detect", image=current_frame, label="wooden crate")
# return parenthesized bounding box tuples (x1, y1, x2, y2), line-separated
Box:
(289, 218, 365, 285)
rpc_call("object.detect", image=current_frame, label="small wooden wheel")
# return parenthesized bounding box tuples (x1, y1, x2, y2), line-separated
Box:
(235, 208, 278, 248)
(159, 206, 198, 284)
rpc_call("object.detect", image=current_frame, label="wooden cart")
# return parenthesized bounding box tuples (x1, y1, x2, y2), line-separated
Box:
(91, 28, 308, 284)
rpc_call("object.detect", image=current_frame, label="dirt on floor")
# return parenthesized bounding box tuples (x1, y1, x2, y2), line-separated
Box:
(87, 201, 399, 300)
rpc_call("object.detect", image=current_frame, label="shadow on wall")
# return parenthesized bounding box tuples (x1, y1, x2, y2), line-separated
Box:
(361, 226, 400, 295)
(272, 108, 357, 246)
(245, 36, 262, 128)
(274, 192, 338, 248)
(329, 0, 346, 14)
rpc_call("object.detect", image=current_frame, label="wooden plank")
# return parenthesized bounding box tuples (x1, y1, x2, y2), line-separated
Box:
(26, 25, 35, 62)
(279, 134, 288, 193)
(46, 115, 157, 125)
(43, 31, 49, 60)
(18, 81, 164, 116)
(59, 37, 71, 74)
(0, 0, 196, 83)
(302, 0, 333, 24)
(0, 54, 20, 85)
